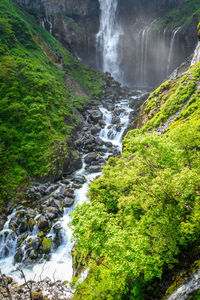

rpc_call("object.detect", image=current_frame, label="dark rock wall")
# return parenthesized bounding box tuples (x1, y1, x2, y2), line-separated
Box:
(14, 0, 100, 67)
(13, 0, 198, 88)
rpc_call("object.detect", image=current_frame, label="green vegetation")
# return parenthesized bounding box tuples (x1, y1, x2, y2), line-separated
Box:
(155, 0, 200, 30)
(71, 58, 200, 298)
(0, 0, 104, 207)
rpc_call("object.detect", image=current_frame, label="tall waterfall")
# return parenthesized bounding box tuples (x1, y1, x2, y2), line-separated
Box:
(138, 20, 157, 87)
(191, 42, 200, 66)
(96, 0, 122, 82)
(166, 27, 181, 76)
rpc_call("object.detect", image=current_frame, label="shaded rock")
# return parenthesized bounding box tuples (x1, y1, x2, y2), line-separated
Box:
(73, 176, 86, 184)
(63, 197, 74, 207)
(88, 110, 102, 122)
(84, 153, 97, 164)
(37, 216, 50, 231)
(88, 165, 101, 173)
(42, 207, 60, 220)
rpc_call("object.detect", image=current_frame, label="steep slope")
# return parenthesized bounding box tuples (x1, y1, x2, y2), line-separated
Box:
(71, 38, 200, 299)
(0, 0, 104, 210)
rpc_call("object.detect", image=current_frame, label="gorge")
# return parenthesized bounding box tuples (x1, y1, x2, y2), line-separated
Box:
(0, 0, 200, 299)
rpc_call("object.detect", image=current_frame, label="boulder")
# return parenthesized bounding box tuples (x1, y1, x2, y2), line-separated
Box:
(84, 153, 97, 164)
(63, 197, 74, 207)
(88, 165, 101, 173)
(42, 207, 60, 220)
(37, 216, 50, 231)
(88, 110, 102, 122)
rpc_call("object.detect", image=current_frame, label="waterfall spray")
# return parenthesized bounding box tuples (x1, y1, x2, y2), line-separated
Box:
(191, 42, 200, 66)
(96, 0, 122, 82)
(166, 27, 181, 76)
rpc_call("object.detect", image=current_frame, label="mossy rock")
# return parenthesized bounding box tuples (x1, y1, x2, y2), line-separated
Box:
(42, 238, 52, 254)
(28, 218, 36, 231)
(31, 292, 43, 300)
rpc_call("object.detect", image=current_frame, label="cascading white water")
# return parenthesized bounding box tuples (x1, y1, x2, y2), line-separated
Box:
(166, 27, 181, 76)
(138, 20, 157, 87)
(191, 42, 200, 66)
(167, 269, 200, 300)
(0, 96, 134, 288)
(96, 0, 122, 81)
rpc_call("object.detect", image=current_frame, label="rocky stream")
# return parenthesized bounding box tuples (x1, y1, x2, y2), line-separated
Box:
(0, 75, 148, 299)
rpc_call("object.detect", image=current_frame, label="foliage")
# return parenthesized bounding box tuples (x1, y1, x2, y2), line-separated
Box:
(71, 57, 200, 299)
(0, 0, 104, 206)
(155, 0, 200, 30)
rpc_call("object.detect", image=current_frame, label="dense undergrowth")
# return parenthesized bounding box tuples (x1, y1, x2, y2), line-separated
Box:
(71, 61, 200, 299)
(155, 0, 200, 30)
(0, 0, 104, 207)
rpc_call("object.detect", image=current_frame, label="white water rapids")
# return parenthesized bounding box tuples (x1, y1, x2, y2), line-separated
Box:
(0, 96, 135, 287)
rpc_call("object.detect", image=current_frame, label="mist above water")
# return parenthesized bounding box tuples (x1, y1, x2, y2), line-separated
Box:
(95, 0, 196, 89)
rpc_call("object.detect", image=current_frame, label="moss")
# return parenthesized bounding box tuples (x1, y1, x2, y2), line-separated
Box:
(155, 0, 200, 31)
(28, 218, 36, 231)
(42, 238, 52, 254)
(0, 0, 105, 210)
(18, 232, 28, 245)
(31, 292, 43, 300)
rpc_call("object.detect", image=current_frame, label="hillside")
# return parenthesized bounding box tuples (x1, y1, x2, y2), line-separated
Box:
(0, 0, 104, 209)
(71, 44, 200, 299)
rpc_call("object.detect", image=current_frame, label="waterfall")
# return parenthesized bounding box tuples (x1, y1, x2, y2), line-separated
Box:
(96, 0, 122, 82)
(139, 26, 149, 87)
(138, 20, 157, 88)
(191, 42, 200, 66)
(166, 27, 181, 76)
(167, 269, 200, 300)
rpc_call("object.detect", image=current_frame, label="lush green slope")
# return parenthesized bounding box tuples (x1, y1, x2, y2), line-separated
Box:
(71, 61, 200, 299)
(0, 0, 104, 206)
(155, 0, 200, 30)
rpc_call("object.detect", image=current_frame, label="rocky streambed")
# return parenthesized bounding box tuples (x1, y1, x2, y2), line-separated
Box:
(0, 74, 148, 299)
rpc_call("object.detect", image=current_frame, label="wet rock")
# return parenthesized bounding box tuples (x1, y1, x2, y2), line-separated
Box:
(26, 237, 40, 250)
(42, 237, 52, 254)
(37, 216, 50, 231)
(88, 165, 101, 173)
(9, 211, 28, 234)
(28, 218, 36, 232)
(53, 222, 64, 247)
(65, 151, 82, 175)
(98, 119, 106, 127)
(63, 197, 74, 207)
(88, 110, 102, 123)
(91, 125, 101, 134)
(95, 137, 103, 146)
(48, 198, 62, 212)
(42, 207, 60, 220)
(112, 116, 120, 124)
(84, 153, 97, 164)
(73, 176, 86, 184)
(105, 141, 113, 148)
(14, 248, 23, 263)
(45, 185, 58, 195)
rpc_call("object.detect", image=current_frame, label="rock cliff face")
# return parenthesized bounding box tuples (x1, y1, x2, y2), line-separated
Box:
(14, 0, 100, 67)
(117, 0, 198, 87)
(14, 0, 198, 87)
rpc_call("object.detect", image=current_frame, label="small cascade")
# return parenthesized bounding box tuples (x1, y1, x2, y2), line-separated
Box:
(137, 20, 157, 88)
(0, 85, 145, 289)
(166, 27, 181, 76)
(96, 0, 122, 82)
(191, 42, 200, 66)
(167, 269, 200, 300)
(0, 210, 17, 259)
(41, 17, 53, 35)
